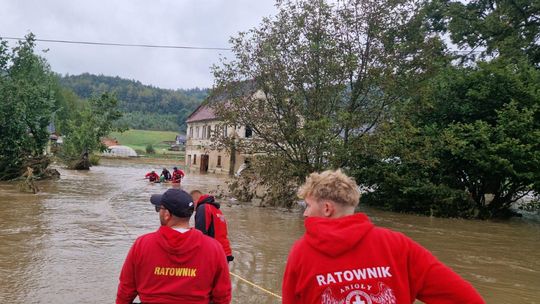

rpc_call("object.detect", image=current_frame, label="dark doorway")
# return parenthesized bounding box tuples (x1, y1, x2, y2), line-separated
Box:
(200, 154, 209, 173)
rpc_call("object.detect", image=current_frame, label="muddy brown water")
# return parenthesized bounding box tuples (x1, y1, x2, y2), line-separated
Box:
(0, 159, 539, 303)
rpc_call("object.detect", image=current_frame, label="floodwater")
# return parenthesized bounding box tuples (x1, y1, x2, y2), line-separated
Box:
(0, 159, 539, 304)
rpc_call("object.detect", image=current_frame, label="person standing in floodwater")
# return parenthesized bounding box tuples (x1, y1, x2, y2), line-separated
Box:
(160, 167, 172, 182)
(171, 166, 185, 184)
(144, 170, 159, 182)
(191, 190, 234, 263)
(116, 188, 231, 304)
(282, 169, 485, 304)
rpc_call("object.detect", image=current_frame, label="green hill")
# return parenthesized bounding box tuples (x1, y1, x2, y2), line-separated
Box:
(59, 73, 208, 132)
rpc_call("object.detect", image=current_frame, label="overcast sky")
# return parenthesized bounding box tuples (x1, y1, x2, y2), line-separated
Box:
(0, 0, 277, 89)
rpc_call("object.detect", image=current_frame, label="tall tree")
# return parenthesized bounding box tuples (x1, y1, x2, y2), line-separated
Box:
(0, 34, 56, 180)
(60, 92, 123, 169)
(352, 0, 540, 219)
(211, 0, 437, 206)
(360, 59, 540, 219)
(442, 0, 540, 65)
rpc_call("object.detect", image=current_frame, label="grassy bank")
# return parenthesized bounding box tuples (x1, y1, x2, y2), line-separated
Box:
(109, 129, 178, 146)
(108, 129, 185, 160)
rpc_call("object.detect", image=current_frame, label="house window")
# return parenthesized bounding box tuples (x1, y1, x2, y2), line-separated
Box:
(195, 127, 200, 138)
(202, 126, 207, 139)
(187, 155, 191, 165)
(217, 155, 222, 167)
(207, 125, 211, 138)
(223, 125, 228, 137)
(193, 154, 197, 165)
(245, 125, 253, 138)
(189, 127, 193, 138)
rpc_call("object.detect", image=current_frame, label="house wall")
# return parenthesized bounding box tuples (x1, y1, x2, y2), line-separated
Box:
(185, 120, 248, 175)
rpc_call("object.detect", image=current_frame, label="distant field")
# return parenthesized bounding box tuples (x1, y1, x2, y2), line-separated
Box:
(108, 129, 184, 160)
(109, 129, 178, 145)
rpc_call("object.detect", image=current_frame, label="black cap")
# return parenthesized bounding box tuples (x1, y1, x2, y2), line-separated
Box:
(150, 188, 194, 218)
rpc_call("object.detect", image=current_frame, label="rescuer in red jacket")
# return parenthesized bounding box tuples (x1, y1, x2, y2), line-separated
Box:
(171, 167, 185, 184)
(144, 170, 159, 182)
(190, 190, 234, 263)
(282, 169, 485, 304)
(116, 188, 231, 304)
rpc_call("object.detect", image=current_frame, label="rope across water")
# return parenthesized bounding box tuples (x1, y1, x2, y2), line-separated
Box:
(229, 272, 282, 300)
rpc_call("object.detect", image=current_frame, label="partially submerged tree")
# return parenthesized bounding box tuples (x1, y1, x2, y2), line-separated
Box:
(360, 60, 540, 218)
(354, 0, 540, 218)
(0, 34, 56, 180)
(60, 92, 123, 169)
(211, 0, 436, 207)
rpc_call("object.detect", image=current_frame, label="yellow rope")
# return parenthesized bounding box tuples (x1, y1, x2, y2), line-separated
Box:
(109, 205, 136, 239)
(229, 271, 282, 300)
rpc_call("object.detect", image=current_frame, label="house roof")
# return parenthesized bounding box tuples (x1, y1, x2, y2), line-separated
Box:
(186, 80, 258, 124)
(186, 104, 217, 123)
(101, 137, 119, 147)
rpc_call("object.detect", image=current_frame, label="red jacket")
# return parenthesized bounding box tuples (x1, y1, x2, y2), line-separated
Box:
(282, 213, 485, 304)
(145, 172, 159, 182)
(195, 195, 233, 258)
(172, 169, 185, 183)
(116, 226, 231, 304)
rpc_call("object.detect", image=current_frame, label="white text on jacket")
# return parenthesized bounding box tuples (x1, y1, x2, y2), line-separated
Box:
(316, 266, 392, 286)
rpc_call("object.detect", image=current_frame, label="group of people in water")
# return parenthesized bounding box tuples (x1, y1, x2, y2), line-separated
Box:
(145, 166, 185, 183)
(116, 169, 486, 304)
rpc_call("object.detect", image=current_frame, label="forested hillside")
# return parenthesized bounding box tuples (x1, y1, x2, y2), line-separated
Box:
(59, 73, 208, 131)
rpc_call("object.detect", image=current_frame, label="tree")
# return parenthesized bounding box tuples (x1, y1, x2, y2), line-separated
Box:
(347, 0, 540, 219)
(436, 0, 540, 65)
(211, 0, 437, 207)
(0, 34, 56, 180)
(359, 60, 540, 218)
(60, 92, 123, 169)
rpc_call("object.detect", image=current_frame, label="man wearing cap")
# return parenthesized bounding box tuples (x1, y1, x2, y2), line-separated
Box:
(116, 188, 232, 304)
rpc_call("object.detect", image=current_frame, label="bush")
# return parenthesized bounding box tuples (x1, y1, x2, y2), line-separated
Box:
(146, 144, 155, 154)
(89, 154, 100, 165)
(227, 156, 301, 208)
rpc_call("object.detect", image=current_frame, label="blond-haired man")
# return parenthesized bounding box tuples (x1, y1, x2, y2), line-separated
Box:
(282, 169, 485, 304)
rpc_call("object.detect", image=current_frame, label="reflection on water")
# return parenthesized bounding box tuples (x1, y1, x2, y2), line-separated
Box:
(0, 159, 539, 303)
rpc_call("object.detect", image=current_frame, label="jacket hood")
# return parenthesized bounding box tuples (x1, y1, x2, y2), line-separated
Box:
(304, 213, 374, 257)
(156, 226, 203, 263)
(197, 194, 220, 209)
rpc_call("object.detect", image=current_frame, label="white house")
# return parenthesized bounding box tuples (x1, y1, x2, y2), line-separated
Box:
(185, 104, 253, 174)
